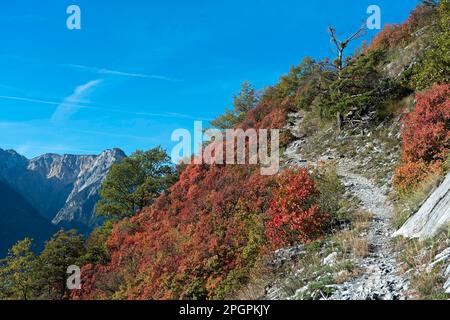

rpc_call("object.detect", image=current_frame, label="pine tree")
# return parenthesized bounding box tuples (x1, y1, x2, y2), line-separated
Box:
(34, 230, 85, 299)
(96, 147, 177, 219)
(211, 81, 258, 129)
(0, 238, 36, 300)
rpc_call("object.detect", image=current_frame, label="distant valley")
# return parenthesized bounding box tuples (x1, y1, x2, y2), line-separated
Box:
(0, 148, 125, 256)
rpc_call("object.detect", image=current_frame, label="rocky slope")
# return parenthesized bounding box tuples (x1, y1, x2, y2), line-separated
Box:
(0, 148, 126, 234)
(393, 173, 450, 240)
(67, 3, 449, 300)
(264, 112, 411, 300)
(329, 161, 409, 300)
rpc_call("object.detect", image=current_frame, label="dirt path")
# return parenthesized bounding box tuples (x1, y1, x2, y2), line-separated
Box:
(280, 112, 410, 300)
(329, 162, 409, 300)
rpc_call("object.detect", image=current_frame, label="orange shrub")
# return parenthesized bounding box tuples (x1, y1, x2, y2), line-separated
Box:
(393, 161, 442, 196)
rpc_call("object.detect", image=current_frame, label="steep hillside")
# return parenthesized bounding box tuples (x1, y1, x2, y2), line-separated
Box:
(68, 1, 448, 300)
(0, 181, 56, 257)
(74, 99, 287, 300)
(72, 0, 450, 299)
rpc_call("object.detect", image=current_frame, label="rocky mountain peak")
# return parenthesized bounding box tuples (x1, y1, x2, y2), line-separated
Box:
(52, 148, 127, 228)
(0, 147, 126, 232)
(28, 153, 95, 183)
(0, 148, 28, 171)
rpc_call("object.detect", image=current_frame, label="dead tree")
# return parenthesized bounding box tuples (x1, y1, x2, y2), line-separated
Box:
(420, 0, 439, 8)
(328, 23, 366, 78)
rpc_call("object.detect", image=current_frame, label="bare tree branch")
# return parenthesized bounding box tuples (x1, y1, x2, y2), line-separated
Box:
(328, 22, 367, 77)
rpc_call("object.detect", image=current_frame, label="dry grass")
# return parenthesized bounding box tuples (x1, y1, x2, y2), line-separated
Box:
(333, 269, 352, 284)
(392, 171, 443, 230)
(278, 244, 356, 300)
(335, 211, 373, 259)
(444, 154, 450, 173)
(313, 161, 346, 221)
(339, 230, 370, 259)
(231, 261, 276, 300)
(412, 269, 447, 300)
(233, 278, 267, 300)
(394, 231, 450, 300)
(352, 211, 373, 233)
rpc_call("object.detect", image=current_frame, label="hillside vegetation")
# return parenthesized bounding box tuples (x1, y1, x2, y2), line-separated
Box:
(1, 0, 448, 300)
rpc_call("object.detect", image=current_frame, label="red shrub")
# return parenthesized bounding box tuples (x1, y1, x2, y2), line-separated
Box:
(240, 96, 288, 131)
(368, 6, 434, 52)
(266, 169, 329, 248)
(394, 83, 449, 195)
(401, 83, 450, 164)
(75, 167, 327, 299)
(74, 163, 277, 300)
(71, 79, 297, 300)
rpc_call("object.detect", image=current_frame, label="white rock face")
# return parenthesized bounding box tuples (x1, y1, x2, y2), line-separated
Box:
(322, 252, 338, 266)
(51, 149, 126, 228)
(393, 173, 450, 240)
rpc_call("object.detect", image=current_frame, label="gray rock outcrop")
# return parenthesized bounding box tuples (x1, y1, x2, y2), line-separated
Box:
(393, 173, 450, 240)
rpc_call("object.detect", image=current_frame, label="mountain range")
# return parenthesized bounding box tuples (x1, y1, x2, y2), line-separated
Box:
(0, 148, 125, 256)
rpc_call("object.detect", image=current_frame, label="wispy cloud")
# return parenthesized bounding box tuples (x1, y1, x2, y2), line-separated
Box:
(0, 95, 59, 106)
(0, 15, 45, 23)
(64, 64, 182, 82)
(0, 55, 181, 82)
(0, 94, 212, 121)
(51, 80, 102, 123)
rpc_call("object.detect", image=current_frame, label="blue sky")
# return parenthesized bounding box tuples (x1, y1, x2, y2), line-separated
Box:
(0, 0, 419, 159)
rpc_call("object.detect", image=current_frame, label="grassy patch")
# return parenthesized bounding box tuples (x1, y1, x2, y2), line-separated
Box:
(393, 231, 450, 300)
(412, 269, 448, 300)
(278, 208, 371, 300)
(280, 243, 355, 300)
(334, 211, 372, 259)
